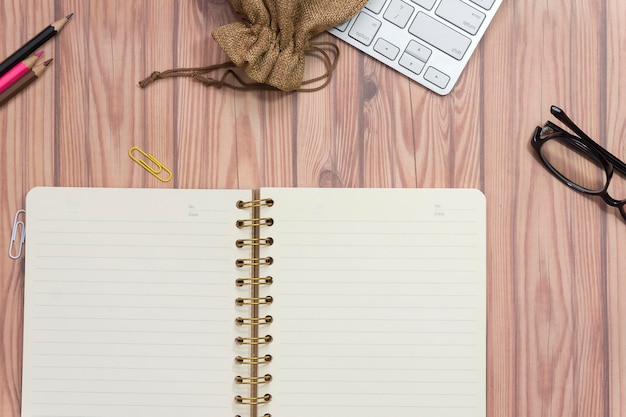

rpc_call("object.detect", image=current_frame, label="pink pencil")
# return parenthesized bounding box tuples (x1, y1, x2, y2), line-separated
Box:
(0, 51, 44, 94)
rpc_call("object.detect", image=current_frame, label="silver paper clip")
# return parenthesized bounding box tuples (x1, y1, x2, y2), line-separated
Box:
(9, 209, 26, 259)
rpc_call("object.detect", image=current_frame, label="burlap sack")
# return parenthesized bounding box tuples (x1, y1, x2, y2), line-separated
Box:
(139, 0, 367, 92)
(212, 0, 367, 91)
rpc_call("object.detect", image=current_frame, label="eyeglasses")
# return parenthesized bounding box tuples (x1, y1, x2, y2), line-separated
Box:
(531, 105, 626, 221)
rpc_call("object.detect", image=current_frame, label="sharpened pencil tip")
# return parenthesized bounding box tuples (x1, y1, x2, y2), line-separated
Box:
(43, 58, 54, 66)
(66, 13, 74, 20)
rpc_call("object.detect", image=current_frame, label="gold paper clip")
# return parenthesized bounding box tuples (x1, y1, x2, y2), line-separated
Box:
(128, 146, 172, 182)
(9, 209, 26, 259)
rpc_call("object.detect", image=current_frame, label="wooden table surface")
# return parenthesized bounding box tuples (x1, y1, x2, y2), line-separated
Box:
(1, 1, 625, 416)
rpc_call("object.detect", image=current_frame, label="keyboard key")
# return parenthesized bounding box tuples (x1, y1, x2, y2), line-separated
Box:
(384, 0, 415, 28)
(399, 52, 426, 74)
(410, 0, 437, 10)
(405, 40, 431, 62)
(409, 12, 471, 60)
(436, 0, 485, 35)
(468, 0, 496, 10)
(424, 66, 450, 88)
(335, 19, 350, 32)
(349, 12, 382, 46)
(374, 38, 400, 60)
(365, 0, 388, 14)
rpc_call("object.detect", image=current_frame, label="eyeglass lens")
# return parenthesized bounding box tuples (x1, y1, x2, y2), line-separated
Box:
(540, 136, 608, 192)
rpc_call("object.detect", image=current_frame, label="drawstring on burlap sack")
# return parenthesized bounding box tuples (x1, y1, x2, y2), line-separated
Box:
(139, 0, 367, 92)
(138, 42, 339, 92)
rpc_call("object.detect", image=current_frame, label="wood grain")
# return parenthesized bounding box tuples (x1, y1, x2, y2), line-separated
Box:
(1, 1, 625, 416)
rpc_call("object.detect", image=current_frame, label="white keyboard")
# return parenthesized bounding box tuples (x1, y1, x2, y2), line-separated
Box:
(328, 0, 503, 95)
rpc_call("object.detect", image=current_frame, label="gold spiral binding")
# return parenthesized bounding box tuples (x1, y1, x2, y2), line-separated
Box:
(236, 276, 273, 287)
(235, 335, 273, 345)
(236, 198, 274, 209)
(235, 394, 272, 405)
(235, 354, 273, 365)
(236, 237, 274, 248)
(236, 217, 274, 229)
(235, 192, 274, 417)
(235, 257, 273, 267)
(235, 374, 273, 384)
(236, 296, 274, 306)
(236, 315, 273, 326)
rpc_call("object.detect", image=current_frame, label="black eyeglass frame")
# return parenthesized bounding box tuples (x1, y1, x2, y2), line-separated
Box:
(531, 105, 626, 220)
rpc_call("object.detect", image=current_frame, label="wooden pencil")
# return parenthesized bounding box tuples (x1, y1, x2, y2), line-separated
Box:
(0, 58, 53, 107)
(0, 53, 43, 94)
(0, 14, 72, 77)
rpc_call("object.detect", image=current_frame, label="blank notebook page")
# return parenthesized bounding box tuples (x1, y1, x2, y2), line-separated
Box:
(264, 187, 486, 417)
(22, 187, 249, 417)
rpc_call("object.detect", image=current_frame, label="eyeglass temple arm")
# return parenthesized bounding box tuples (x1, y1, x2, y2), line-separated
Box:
(551, 105, 626, 176)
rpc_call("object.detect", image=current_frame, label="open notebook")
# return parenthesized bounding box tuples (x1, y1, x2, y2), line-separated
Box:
(22, 187, 486, 417)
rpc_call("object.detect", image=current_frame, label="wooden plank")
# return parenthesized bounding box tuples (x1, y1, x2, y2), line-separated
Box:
(606, 1, 626, 416)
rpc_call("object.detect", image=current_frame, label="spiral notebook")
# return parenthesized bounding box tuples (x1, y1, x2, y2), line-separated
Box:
(22, 186, 486, 417)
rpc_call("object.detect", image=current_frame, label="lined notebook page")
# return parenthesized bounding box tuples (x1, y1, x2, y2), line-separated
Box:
(263, 188, 486, 417)
(23, 187, 249, 417)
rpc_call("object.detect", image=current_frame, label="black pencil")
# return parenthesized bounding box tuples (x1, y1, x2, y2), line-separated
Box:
(0, 58, 53, 107)
(0, 13, 72, 77)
